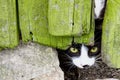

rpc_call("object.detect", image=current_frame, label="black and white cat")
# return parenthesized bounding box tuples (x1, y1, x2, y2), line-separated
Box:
(57, 42, 101, 71)
(94, 0, 107, 30)
(57, 0, 106, 72)
(94, 0, 106, 19)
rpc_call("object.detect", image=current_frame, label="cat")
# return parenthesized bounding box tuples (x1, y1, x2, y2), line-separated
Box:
(94, 0, 107, 30)
(94, 0, 107, 20)
(57, 42, 101, 72)
(94, 0, 107, 44)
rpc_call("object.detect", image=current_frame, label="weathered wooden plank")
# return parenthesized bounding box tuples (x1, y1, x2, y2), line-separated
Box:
(48, 0, 92, 36)
(48, 0, 74, 36)
(18, 0, 33, 42)
(0, 0, 19, 49)
(102, 0, 120, 68)
(73, 0, 92, 35)
(19, 0, 94, 49)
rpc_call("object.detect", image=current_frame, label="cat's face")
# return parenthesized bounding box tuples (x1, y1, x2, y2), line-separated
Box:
(57, 43, 101, 69)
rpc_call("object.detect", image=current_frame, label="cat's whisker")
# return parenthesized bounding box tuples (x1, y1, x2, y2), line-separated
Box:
(61, 56, 69, 59)
(95, 59, 102, 62)
(96, 60, 102, 63)
(96, 57, 101, 60)
(60, 54, 71, 60)
(96, 54, 101, 57)
(95, 57, 102, 61)
(95, 55, 101, 59)
(63, 62, 73, 65)
(95, 57, 102, 60)
(68, 64, 75, 71)
(64, 53, 72, 59)
(95, 60, 102, 63)
(96, 56, 101, 59)
(63, 63, 70, 66)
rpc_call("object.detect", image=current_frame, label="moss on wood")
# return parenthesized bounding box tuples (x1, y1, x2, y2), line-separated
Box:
(48, 0, 92, 36)
(0, 0, 19, 48)
(102, 0, 120, 68)
(18, 0, 94, 49)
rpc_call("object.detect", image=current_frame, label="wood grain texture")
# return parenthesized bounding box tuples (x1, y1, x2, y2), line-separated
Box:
(48, 0, 74, 36)
(19, 0, 94, 49)
(73, 0, 92, 35)
(0, 0, 19, 49)
(48, 0, 92, 36)
(102, 0, 120, 68)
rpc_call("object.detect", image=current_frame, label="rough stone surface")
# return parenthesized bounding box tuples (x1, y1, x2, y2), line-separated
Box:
(0, 42, 64, 80)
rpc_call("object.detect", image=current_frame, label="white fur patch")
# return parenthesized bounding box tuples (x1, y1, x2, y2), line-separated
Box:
(94, 0, 105, 18)
(72, 44, 95, 68)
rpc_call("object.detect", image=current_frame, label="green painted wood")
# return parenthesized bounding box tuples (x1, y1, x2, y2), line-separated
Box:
(19, 0, 94, 49)
(73, 0, 92, 35)
(102, 0, 120, 68)
(48, 0, 92, 36)
(48, 0, 74, 36)
(0, 0, 19, 49)
(18, 0, 33, 42)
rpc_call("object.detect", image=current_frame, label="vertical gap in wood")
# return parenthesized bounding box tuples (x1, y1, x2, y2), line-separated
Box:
(90, 0, 94, 30)
(72, 0, 75, 34)
(28, 0, 33, 41)
(71, 0, 75, 41)
(16, 0, 22, 40)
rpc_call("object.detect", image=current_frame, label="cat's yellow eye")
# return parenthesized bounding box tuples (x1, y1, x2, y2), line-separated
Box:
(90, 47, 98, 53)
(70, 47, 78, 53)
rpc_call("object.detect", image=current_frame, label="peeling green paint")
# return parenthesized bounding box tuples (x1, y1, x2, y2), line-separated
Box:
(0, 0, 19, 48)
(102, 0, 120, 68)
(19, 0, 94, 49)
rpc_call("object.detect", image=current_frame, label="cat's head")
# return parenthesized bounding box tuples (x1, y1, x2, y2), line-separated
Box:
(57, 43, 101, 69)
